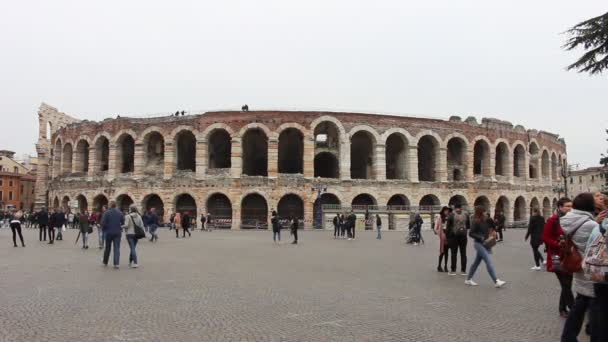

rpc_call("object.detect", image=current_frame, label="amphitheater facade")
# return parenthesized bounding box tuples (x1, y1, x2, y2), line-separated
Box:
(35, 103, 567, 229)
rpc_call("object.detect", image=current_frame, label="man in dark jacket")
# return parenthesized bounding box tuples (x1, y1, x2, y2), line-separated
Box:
(48, 209, 58, 244)
(55, 209, 66, 241)
(101, 201, 125, 268)
(38, 208, 49, 241)
(446, 204, 471, 275)
(525, 208, 546, 270)
(494, 211, 506, 241)
(347, 211, 356, 240)
(333, 213, 340, 239)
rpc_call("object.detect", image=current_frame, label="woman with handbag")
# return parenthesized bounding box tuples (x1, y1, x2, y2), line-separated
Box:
(78, 210, 91, 249)
(122, 205, 144, 268)
(560, 193, 601, 341)
(464, 206, 506, 288)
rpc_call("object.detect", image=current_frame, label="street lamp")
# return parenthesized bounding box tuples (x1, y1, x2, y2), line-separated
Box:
(312, 184, 327, 229)
(561, 163, 572, 198)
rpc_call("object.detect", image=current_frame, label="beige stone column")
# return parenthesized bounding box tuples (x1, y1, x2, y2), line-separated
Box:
(133, 143, 144, 179)
(196, 138, 207, 179)
(340, 140, 351, 180)
(87, 146, 96, 178)
(232, 204, 241, 230)
(408, 145, 419, 183)
(163, 142, 175, 180)
(465, 149, 474, 182)
(303, 136, 314, 178)
(437, 147, 447, 182)
(268, 137, 278, 178)
(375, 144, 386, 181)
(489, 150, 496, 181)
(506, 151, 514, 184)
(108, 143, 117, 180)
(71, 149, 79, 174)
(231, 138, 242, 178)
(304, 198, 314, 229)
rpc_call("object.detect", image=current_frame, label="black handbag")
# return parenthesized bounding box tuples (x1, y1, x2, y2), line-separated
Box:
(130, 216, 146, 240)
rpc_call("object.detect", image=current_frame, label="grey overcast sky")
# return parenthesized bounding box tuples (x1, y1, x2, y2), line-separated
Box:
(0, 0, 606, 167)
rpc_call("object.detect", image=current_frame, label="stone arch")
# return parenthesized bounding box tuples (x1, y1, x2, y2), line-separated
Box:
(446, 135, 468, 181)
(142, 193, 165, 220)
(207, 128, 232, 170)
(543, 197, 552, 217)
(310, 115, 347, 143)
(62, 142, 73, 175)
(116, 194, 134, 213)
(75, 194, 88, 212)
(513, 143, 526, 178)
(46, 121, 52, 141)
(495, 196, 510, 216)
(115, 132, 135, 174)
(541, 149, 550, 179)
(92, 194, 109, 212)
(387, 194, 410, 207)
(448, 195, 468, 208)
(495, 140, 510, 176)
(419, 194, 440, 207)
(52, 196, 60, 209)
(241, 193, 269, 229)
(92, 133, 111, 173)
(351, 194, 377, 211)
(473, 196, 491, 212)
(528, 141, 540, 179)
(313, 192, 341, 228)
(278, 127, 304, 174)
(385, 132, 410, 180)
(74, 138, 90, 174)
(473, 137, 492, 177)
(141, 129, 165, 174)
(206, 193, 233, 229)
(417, 134, 440, 182)
(514, 196, 527, 221)
(350, 129, 376, 179)
(174, 129, 197, 172)
(313, 119, 342, 178)
(61, 195, 70, 211)
(242, 127, 268, 176)
(52, 138, 62, 177)
(175, 193, 198, 218)
(277, 194, 304, 222)
(530, 197, 540, 214)
(314, 152, 339, 178)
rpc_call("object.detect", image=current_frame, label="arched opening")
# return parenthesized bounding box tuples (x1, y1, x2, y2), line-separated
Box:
(495, 142, 509, 176)
(314, 121, 341, 178)
(387, 194, 410, 208)
(495, 196, 509, 216)
(514, 196, 526, 221)
(528, 143, 539, 179)
(76, 195, 88, 212)
(143, 132, 164, 174)
(175, 193, 197, 218)
(53, 139, 62, 177)
(92, 194, 108, 212)
(277, 194, 304, 228)
(387, 194, 410, 230)
(314, 193, 340, 228)
(541, 150, 550, 179)
(142, 194, 164, 221)
(530, 197, 540, 214)
(278, 128, 304, 174)
(116, 134, 135, 174)
(314, 152, 339, 178)
(386, 133, 408, 180)
(61, 196, 70, 211)
(94, 137, 110, 172)
(418, 135, 439, 182)
(208, 129, 232, 170)
(473, 196, 491, 212)
(242, 129, 268, 176)
(448, 195, 468, 209)
(53, 196, 59, 209)
(543, 197, 552, 218)
(447, 137, 466, 181)
(206, 193, 232, 229)
(46, 122, 52, 141)
(176, 130, 196, 172)
(116, 194, 134, 213)
(513, 145, 526, 178)
(241, 193, 268, 229)
(551, 153, 558, 180)
(473, 140, 491, 176)
(419, 194, 440, 207)
(351, 193, 377, 208)
(75, 140, 89, 174)
(62, 143, 73, 175)
(350, 131, 375, 179)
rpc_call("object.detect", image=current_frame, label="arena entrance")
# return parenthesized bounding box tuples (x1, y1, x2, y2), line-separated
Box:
(206, 193, 232, 229)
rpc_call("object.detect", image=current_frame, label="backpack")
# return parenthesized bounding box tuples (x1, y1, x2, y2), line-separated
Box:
(582, 231, 608, 283)
(452, 213, 467, 236)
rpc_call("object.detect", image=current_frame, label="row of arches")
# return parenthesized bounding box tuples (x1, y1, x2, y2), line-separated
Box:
(51, 117, 565, 182)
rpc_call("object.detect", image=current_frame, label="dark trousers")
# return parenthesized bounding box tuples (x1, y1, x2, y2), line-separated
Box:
(340, 224, 345, 237)
(333, 224, 339, 237)
(531, 243, 544, 267)
(438, 244, 449, 269)
(562, 293, 593, 342)
(450, 235, 468, 272)
(49, 227, 55, 243)
(497, 227, 504, 241)
(352, 224, 356, 239)
(182, 227, 191, 237)
(103, 232, 121, 266)
(292, 228, 298, 243)
(39, 224, 47, 241)
(555, 272, 575, 313)
(56, 226, 63, 240)
(11, 226, 24, 246)
(346, 225, 352, 238)
(592, 283, 608, 341)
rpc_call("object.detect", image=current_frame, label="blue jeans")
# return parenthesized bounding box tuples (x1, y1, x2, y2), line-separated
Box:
(377, 225, 382, 239)
(81, 231, 88, 247)
(273, 230, 281, 242)
(98, 227, 105, 248)
(103, 232, 121, 266)
(149, 224, 158, 241)
(126, 234, 138, 264)
(467, 242, 497, 282)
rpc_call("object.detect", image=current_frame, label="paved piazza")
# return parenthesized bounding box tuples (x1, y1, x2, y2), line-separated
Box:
(0, 228, 587, 342)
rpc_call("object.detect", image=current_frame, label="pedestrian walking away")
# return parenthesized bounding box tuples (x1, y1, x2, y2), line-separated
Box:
(291, 216, 299, 244)
(181, 211, 192, 237)
(78, 210, 91, 249)
(122, 205, 144, 268)
(434, 206, 451, 272)
(200, 213, 206, 231)
(271, 211, 281, 243)
(101, 201, 125, 269)
(174, 211, 182, 238)
(148, 208, 160, 242)
(37, 207, 49, 242)
(446, 204, 470, 275)
(465, 206, 505, 288)
(10, 211, 25, 247)
(525, 208, 545, 270)
(494, 210, 506, 242)
(376, 214, 382, 240)
(333, 213, 340, 239)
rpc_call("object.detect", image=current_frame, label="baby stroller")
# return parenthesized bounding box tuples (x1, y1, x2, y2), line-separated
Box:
(405, 221, 424, 245)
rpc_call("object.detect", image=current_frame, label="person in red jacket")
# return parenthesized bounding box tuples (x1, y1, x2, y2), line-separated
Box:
(542, 197, 573, 318)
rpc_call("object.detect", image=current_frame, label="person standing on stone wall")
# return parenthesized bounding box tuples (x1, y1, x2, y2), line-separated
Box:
(174, 211, 182, 238)
(101, 201, 124, 269)
(181, 211, 192, 238)
(37, 207, 49, 242)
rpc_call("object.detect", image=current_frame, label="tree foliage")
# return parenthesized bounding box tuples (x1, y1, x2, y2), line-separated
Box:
(564, 11, 608, 75)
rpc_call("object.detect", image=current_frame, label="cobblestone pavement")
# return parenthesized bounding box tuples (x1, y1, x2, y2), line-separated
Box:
(0, 227, 589, 342)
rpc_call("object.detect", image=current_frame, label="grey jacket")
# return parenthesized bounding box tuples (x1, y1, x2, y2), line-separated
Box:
(560, 209, 599, 297)
(121, 212, 144, 235)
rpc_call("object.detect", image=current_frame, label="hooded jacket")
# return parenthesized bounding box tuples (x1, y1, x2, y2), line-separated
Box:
(560, 209, 599, 297)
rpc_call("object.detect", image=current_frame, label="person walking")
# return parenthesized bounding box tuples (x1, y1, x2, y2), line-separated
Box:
(271, 210, 281, 243)
(494, 210, 506, 242)
(10, 211, 25, 247)
(339, 214, 346, 238)
(464, 206, 506, 288)
(290, 216, 299, 244)
(174, 211, 182, 238)
(169, 211, 176, 231)
(122, 205, 143, 268)
(412, 213, 423, 245)
(38, 207, 49, 241)
(542, 197, 574, 318)
(347, 211, 356, 241)
(376, 214, 382, 240)
(182, 211, 192, 237)
(148, 208, 159, 242)
(526, 208, 545, 270)
(55, 209, 65, 241)
(206, 212, 212, 231)
(434, 206, 451, 272)
(201, 213, 206, 231)
(447, 204, 470, 276)
(79, 210, 91, 249)
(101, 201, 125, 269)
(561, 193, 601, 341)
(333, 213, 340, 239)
(48, 208, 59, 244)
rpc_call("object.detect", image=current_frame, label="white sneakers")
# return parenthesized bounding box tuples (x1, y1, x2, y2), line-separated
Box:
(543, 260, 547, 265)
(465, 279, 478, 286)
(465, 279, 506, 288)
(448, 272, 457, 276)
(530, 266, 542, 271)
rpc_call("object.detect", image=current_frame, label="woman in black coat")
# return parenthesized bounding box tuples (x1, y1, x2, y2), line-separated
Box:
(525, 208, 546, 270)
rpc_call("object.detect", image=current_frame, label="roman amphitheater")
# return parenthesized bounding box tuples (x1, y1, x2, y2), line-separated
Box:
(35, 103, 567, 229)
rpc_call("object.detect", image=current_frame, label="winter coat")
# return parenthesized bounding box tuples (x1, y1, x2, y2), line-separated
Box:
(121, 212, 144, 235)
(79, 214, 90, 233)
(542, 214, 565, 273)
(526, 215, 545, 246)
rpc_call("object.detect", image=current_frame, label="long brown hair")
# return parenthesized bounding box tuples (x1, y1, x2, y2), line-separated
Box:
(473, 206, 486, 224)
